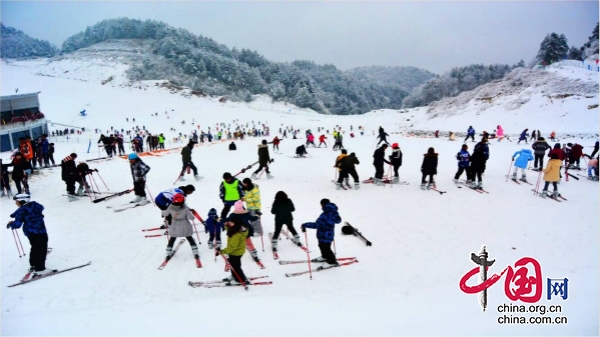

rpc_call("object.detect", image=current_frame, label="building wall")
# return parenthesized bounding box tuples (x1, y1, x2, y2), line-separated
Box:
(0, 119, 48, 152)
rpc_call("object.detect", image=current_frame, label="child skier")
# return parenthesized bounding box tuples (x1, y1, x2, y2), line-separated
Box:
(420, 147, 438, 190)
(205, 208, 224, 249)
(270, 191, 301, 250)
(301, 198, 342, 268)
(7, 194, 52, 277)
(217, 217, 250, 285)
(517, 129, 529, 144)
(318, 134, 327, 147)
(341, 152, 360, 189)
(10, 152, 32, 195)
(453, 144, 470, 184)
(227, 200, 260, 262)
(1, 159, 13, 197)
(242, 177, 263, 240)
(155, 185, 196, 228)
(588, 157, 599, 181)
(467, 144, 487, 190)
(389, 143, 403, 184)
(161, 193, 199, 259)
(540, 153, 562, 199)
(511, 148, 534, 182)
(128, 153, 151, 204)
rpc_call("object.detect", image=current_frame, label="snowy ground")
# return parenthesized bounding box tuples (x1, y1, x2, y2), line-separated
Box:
(1, 59, 598, 336)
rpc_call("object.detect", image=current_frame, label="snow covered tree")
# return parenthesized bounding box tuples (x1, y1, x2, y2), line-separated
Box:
(567, 46, 583, 60)
(536, 33, 569, 65)
(581, 22, 599, 59)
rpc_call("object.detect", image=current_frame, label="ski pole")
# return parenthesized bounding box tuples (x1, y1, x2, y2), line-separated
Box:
(333, 239, 337, 254)
(145, 182, 156, 206)
(11, 229, 23, 257)
(88, 174, 101, 196)
(82, 175, 94, 202)
(214, 225, 218, 262)
(173, 166, 189, 185)
(506, 159, 513, 182)
(219, 253, 248, 290)
(261, 233, 264, 252)
(304, 230, 313, 280)
(534, 171, 542, 194)
(94, 171, 110, 190)
(14, 229, 26, 257)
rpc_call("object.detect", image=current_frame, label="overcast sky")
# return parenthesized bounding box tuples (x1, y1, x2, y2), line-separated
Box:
(1, 1, 598, 74)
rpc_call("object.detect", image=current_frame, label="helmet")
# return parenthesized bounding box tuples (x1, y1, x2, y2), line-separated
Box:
(13, 193, 30, 202)
(172, 193, 185, 204)
(128, 153, 138, 160)
(392, 143, 399, 149)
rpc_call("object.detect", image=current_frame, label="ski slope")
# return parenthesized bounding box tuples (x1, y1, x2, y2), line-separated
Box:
(1, 59, 598, 336)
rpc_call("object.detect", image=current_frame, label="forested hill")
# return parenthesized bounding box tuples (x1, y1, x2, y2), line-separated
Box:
(58, 18, 435, 115)
(0, 24, 59, 58)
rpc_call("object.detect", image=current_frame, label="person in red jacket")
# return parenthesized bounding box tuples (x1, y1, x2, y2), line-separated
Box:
(272, 136, 280, 152)
(567, 143, 584, 169)
(318, 134, 327, 148)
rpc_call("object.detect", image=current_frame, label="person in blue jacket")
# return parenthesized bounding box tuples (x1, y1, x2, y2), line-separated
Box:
(205, 208, 224, 249)
(517, 129, 529, 144)
(453, 144, 470, 183)
(301, 199, 342, 267)
(464, 126, 475, 142)
(6, 194, 53, 277)
(511, 148, 534, 182)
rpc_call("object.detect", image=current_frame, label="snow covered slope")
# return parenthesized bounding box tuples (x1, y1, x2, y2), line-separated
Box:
(1, 57, 598, 336)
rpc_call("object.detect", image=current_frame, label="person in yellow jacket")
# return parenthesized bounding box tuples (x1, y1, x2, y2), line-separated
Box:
(540, 153, 562, 199)
(242, 177, 263, 236)
(216, 217, 249, 285)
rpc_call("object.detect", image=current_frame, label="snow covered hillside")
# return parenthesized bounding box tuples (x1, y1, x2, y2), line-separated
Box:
(1, 58, 598, 336)
(395, 66, 599, 136)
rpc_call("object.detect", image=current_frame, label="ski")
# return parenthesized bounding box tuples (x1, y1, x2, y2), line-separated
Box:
(430, 186, 446, 195)
(8, 261, 92, 287)
(279, 257, 357, 265)
(453, 180, 462, 188)
(268, 233, 279, 260)
(254, 259, 266, 269)
(566, 172, 580, 180)
(142, 226, 166, 232)
(189, 276, 269, 287)
(280, 230, 310, 253)
(22, 247, 55, 280)
(92, 189, 133, 203)
(344, 222, 372, 246)
(462, 180, 489, 193)
(158, 239, 185, 270)
(113, 202, 150, 212)
(194, 281, 273, 288)
(285, 259, 359, 277)
(460, 182, 483, 193)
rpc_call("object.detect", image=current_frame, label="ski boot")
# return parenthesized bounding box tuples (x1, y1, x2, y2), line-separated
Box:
(292, 235, 302, 246)
(165, 247, 174, 260)
(76, 185, 85, 196)
(271, 240, 278, 252)
(179, 176, 186, 181)
(336, 182, 341, 190)
(251, 173, 257, 179)
(216, 241, 222, 249)
(426, 183, 432, 190)
(511, 173, 517, 180)
(354, 182, 360, 190)
(552, 190, 559, 199)
(208, 241, 214, 249)
(130, 195, 143, 203)
(540, 189, 548, 199)
(32, 268, 57, 278)
(67, 194, 78, 202)
(311, 256, 327, 262)
(194, 175, 203, 181)
(375, 179, 384, 186)
(137, 198, 151, 205)
(344, 178, 351, 189)
(266, 173, 274, 179)
(519, 175, 528, 183)
(453, 178, 459, 184)
(476, 182, 483, 190)
(420, 183, 426, 190)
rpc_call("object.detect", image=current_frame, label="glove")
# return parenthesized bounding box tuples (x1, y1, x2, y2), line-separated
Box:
(512, 158, 515, 162)
(215, 248, 221, 256)
(301, 226, 306, 233)
(94, 169, 99, 172)
(255, 210, 262, 216)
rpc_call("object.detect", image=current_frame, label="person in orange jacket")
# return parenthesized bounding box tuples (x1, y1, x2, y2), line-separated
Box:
(540, 153, 562, 199)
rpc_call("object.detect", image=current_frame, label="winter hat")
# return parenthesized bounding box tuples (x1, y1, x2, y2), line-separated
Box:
(261, 139, 267, 145)
(320, 198, 330, 207)
(128, 153, 138, 160)
(208, 208, 218, 218)
(392, 143, 399, 149)
(13, 193, 30, 203)
(233, 200, 245, 212)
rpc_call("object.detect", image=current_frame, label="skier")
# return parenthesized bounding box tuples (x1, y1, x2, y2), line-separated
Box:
(227, 200, 260, 262)
(318, 134, 327, 148)
(300, 198, 341, 267)
(116, 135, 126, 155)
(155, 185, 196, 227)
(464, 126, 475, 142)
(467, 144, 487, 190)
(229, 142, 237, 151)
(530, 130, 537, 142)
(75, 162, 98, 196)
(60, 153, 78, 201)
(531, 137, 551, 171)
(540, 154, 562, 199)
(333, 133, 344, 151)
(39, 134, 50, 167)
(517, 129, 529, 144)
(449, 132, 456, 141)
(567, 143, 584, 169)
(7, 194, 53, 277)
(389, 143, 403, 184)
(128, 153, 151, 204)
(340, 152, 360, 190)
(272, 136, 281, 152)
(98, 135, 113, 157)
(372, 144, 391, 186)
(242, 177, 263, 242)
(511, 148, 534, 182)
(1, 159, 13, 197)
(550, 131, 556, 141)
(434, 130, 439, 138)
(217, 217, 250, 285)
(453, 144, 470, 184)
(251, 140, 272, 179)
(420, 147, 438, 190)
(205, 208, 224, 249)
(48, 143, 56, 166)
(496, 125, 505, 142)
(306, 133, 316, 148)
(179, 140, 201, 181)
(270, 191, 301, 250)
(295, 145, 308, 158)
(377, 127, 390, 146)
(161, 193, 199, 260)
(219, 172, 244, 219)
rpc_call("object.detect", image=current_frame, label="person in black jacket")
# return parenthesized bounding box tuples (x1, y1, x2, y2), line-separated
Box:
(531, 137, 551, 171)
(270, 191, 301, 251)
(61, 153, 78, 200)
(377, 127, 390, 146)
(295, 145, 308, 158)
(1, 159, 13, 197)
(340, 152, 360, 189)
(229, 142, 237, 151)
(6, 152, 32, 194)
(252, 140, 272, 179)
(97, 135, 113, 157)
(389, 143, 403, 184)
(466, 145, 487, 190)
(75, 162, 98, 196)
(420, 147, 438, 190)
(372, 144, 391, 186)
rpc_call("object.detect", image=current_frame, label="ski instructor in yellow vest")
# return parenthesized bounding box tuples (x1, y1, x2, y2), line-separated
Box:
(219, 172, 245, 219)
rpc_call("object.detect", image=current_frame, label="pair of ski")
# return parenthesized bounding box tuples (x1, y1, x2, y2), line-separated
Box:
(331, 180, 352, 190)
(532, 189, 568, 202)
(285, 259, 359, 277)
(108, 201, 151, 212)
(9, 261, 91, 287)
(19, 248, 53, 282)
(460, 180, 489, 193)
(505, 176, 533, 186)
(189, 276, 272, 288)
(158, 239, 202, 270)
(362, 178, 409, 185)
(267, 232, 310, 260)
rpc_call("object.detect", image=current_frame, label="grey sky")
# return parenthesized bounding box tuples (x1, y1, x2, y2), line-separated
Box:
(1, 1, 598, 74)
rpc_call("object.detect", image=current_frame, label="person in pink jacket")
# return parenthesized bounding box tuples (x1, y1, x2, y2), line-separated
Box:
(306, 133, 316, 148)
(496, 125, 504, 142)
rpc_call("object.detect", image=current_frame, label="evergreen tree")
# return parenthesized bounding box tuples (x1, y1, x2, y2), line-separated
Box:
(536, 33, 569, 65)
(567, 46, 583, 60)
